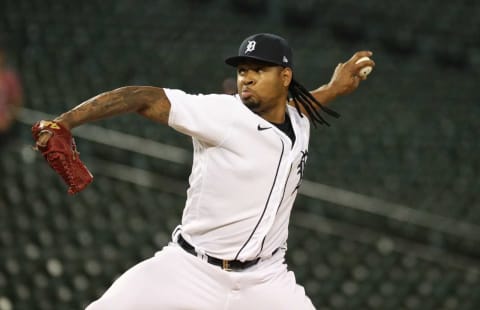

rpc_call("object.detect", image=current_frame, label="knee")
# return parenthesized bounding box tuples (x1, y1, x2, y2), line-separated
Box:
(85, 298, 110, 310)
(84, 300, 99, 310)
(85, 297, 144, 310)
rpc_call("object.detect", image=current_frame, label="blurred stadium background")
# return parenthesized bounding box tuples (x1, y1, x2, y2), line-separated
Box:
(1, 0, 480, 309)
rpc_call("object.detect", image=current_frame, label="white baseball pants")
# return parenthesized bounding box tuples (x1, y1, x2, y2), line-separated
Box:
(85, 243, 315, 310)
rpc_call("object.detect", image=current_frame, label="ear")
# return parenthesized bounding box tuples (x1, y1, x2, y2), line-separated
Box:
(281, 67, 293, 88)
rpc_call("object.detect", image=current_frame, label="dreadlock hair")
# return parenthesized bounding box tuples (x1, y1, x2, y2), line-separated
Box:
(288, 79, 340, 127)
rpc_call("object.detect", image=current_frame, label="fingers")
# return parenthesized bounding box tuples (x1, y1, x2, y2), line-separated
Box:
(349, 50, 373, 62)
(348, 51, 375, 68)
(36, 130, 53, 147)
(349, 51, 375, 79)
(354, 58, 375, 71)
(353, 75, 362, 85)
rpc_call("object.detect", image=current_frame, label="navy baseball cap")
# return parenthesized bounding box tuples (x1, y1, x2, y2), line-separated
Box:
(225, 33, 294, 69)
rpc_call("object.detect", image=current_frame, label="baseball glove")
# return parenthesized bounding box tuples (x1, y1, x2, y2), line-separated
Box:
(32, 120, 93, 195)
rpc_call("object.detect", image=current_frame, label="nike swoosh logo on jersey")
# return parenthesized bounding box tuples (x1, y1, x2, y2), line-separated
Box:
(257, 124, 272, 131)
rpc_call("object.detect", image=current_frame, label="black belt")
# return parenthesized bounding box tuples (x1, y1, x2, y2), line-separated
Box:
(177, 234, 260, 271)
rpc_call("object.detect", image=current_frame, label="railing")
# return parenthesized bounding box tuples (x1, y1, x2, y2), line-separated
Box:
(19, 107, 480, 254)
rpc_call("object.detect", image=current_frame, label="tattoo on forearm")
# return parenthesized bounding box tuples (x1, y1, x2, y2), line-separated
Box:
(55, 86, 168, 128)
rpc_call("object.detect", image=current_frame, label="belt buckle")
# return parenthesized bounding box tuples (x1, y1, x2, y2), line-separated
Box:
(222, 260, 232, 271)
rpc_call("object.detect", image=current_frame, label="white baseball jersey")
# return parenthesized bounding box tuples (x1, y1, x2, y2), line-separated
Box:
(165, 88, 310, 262)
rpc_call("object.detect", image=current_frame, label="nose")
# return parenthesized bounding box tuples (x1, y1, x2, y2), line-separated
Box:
(240, 70, 256, 86)
(243, 78, 253, 86)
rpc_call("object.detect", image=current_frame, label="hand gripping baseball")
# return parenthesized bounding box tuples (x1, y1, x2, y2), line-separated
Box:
(32, 120, 93, 195)
(328, 51, 375, 96)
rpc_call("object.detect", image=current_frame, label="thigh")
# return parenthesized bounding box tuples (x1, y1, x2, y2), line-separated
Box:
(85, 244, 230, 310)
(231, 269, 315, 310)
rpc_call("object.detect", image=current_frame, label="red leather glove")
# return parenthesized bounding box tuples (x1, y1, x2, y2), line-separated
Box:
(32, 120, 93, 195)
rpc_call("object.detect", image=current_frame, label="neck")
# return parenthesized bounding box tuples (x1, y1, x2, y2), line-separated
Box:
(261, 105, 287, 123)
(255, 93, 289, 123)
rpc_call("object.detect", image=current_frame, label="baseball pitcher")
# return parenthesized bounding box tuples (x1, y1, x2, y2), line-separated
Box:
(33, 33, 374, 309)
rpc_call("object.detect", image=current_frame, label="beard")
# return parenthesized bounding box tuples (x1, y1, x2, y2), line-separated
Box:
(241, 97, 261, 111)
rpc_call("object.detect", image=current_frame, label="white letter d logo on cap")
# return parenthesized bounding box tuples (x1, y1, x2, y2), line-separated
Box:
(245, 40, 256, 53)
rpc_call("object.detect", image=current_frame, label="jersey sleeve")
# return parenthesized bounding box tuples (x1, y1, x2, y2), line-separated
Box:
(164, 88, 238, 146)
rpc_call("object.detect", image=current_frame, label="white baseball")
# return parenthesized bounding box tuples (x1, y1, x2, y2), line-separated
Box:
(355, 56, 373, 77)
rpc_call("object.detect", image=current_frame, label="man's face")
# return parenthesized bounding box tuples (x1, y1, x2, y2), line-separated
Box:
(236, 59, 291, 114)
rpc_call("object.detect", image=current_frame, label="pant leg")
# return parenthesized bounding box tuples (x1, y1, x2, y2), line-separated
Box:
(85, 244, 231, 310)
(229, 265, 316, 310)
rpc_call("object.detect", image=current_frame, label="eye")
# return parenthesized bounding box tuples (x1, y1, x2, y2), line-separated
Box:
(238, 68, 246, 75)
